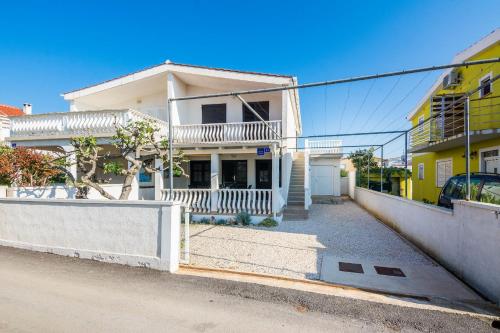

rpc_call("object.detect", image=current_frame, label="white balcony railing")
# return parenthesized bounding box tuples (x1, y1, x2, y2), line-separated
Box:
(162, 189, 211, 213)
(9, 109, 168, 139)
(173, 120, 282, 144)
(217, 189, 272, 215)
(305, 139, 342, 154)
(161, 188, 272, 215)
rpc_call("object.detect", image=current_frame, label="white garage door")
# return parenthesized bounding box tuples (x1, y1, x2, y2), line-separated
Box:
(311, 165, 334, 195)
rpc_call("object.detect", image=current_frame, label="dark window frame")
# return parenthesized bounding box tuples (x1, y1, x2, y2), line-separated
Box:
(242, 101, 270, 122)
(189, 160, 211, 188)
(202, 104, 227, 124)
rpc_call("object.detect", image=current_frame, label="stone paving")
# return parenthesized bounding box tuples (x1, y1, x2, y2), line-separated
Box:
(187, 200, 434, 280)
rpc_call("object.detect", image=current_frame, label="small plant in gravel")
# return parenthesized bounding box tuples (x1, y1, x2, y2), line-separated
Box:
(198, 217, 211, 224)
(215, 218, 227, 225)
(235, 211, 251, 226)
(258, 217, 278, 228)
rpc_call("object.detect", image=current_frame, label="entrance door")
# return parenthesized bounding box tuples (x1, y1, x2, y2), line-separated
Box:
(255, 160, 272, 189)
(311, 165, 334, 195)
(221, 160, 247, 188)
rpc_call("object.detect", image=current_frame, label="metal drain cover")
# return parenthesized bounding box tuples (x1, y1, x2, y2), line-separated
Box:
(338, 262, 364, 274)
(374, 266, 406, 277)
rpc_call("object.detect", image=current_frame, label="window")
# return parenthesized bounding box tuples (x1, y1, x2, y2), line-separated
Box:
(418, 163, 424, 180)
(480, 148, 499, 173)
(479, 73, 492, 98)
(480, 179, 500, 204)
(202, 104, 226, 124)
(242, 101, 269, 122)
(436, 159, 452, 187)
(189, 161, 210, 188)
(418, 115, 425, 133)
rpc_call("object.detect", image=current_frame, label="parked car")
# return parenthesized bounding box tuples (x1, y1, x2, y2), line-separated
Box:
(437, 173, 500, 208)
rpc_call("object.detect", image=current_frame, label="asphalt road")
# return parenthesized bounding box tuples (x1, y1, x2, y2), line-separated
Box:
(0, 246, 497, 332)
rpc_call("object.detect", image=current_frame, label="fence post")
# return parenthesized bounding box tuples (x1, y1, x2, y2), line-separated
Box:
(380, 145, 384, 192)
(404, 131, 408, 198)
(160, 202, 181, 272)
(465, 96, 471, 200)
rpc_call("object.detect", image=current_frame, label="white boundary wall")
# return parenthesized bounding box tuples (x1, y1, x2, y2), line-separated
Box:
(354, 187, 500, 304)
(8, 184, 136, 200)
(0, 198, 181, 272)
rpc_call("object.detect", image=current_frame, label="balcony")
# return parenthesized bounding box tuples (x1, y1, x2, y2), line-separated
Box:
(305, 139, 343, 155)
(173, 120, 282, 145)
(409, 95, 500, 153)
(8, 109, 168, 140)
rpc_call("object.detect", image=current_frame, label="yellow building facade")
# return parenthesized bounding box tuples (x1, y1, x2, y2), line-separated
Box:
(408, 30, 500, 203)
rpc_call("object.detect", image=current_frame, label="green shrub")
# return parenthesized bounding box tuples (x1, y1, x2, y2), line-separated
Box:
(235, 211, 251, 226)
(199, 217, 211, 224)
(215, 218, 227, 225)
(258, 217, 278, 227)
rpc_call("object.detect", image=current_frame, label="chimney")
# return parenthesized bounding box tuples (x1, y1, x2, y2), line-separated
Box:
(23, 103, 32, 115)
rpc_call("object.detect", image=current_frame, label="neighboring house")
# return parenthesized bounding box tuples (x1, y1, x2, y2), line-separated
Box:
(407, 29, 500, 203)
(6, 62, 302, 220)
(0, 104, 28, 142)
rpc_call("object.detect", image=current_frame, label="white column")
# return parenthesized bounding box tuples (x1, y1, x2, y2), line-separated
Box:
(62, 144, 77, 183)
(159, 202, 181, 272)
(210, 153, 220, 212)
(271, 143, 280, 217)
(154, 158, 164, 200)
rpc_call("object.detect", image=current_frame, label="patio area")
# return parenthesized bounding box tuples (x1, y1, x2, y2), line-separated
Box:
(186, 200, 482, 301)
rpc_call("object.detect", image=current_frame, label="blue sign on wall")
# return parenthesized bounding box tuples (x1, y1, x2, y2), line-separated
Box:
(257, 147, 265, 156)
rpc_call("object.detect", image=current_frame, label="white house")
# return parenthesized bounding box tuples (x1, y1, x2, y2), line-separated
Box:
(6, 61, 304, 220)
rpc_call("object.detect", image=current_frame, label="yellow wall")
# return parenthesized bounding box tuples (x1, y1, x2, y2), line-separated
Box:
(409, 41, 500, 203)
(411, 137, 500, 203)
(409, 43, 500, 127)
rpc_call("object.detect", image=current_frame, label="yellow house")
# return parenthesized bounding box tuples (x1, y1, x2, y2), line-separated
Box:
(407, 29, 500, 203)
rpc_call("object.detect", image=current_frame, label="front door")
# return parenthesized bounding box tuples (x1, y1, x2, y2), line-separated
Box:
(255, 160, 272, 189)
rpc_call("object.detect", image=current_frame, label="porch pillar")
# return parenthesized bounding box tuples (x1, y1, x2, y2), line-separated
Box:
(210, 153, 220, 212)
(272, 143, 280, 218)
(154, 158, 164, 200)
(61, 145, 77, 185)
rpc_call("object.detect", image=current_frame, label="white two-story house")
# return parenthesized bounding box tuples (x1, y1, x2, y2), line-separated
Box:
(7, 61, 302, 220)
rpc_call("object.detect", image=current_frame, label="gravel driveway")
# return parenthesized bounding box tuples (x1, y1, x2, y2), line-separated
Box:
(187, 200, 433, 280)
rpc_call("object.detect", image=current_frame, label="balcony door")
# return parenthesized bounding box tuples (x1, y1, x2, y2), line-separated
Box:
(255, 160, 272, 189)
(243, 101, 269, 122)
(189, 161, 210, 188)
(221, 160, 247, 189)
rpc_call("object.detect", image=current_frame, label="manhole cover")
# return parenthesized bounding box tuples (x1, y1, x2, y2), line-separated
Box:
(339, 262, 364, 274)
(374, 266, 406, 277)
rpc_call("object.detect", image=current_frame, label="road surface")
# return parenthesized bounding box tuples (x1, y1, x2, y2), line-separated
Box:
(0, 246, 496, 332)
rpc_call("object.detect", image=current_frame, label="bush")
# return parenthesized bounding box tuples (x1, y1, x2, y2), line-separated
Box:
(235, 211, 251, 226)
(215, 219, 227, 225)
(199, 217, 211, 224)
(258, 217, 278, 228)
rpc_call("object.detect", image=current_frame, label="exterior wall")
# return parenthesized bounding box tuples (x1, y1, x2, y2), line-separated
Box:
(309, 156, 341, 196)
(409, 43, 500, 128)
(172, 152, 282, 190)
(412, 137, 500, 203)
(354, 187, 500, 304)
(0, 199, 181, 272)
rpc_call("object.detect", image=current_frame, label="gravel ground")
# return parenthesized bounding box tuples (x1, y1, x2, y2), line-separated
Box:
(187, 200, 433, 280)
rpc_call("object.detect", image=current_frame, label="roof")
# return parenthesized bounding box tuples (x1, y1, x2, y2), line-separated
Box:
(407, 28, 500, 120)
(0, 104, 24, 117)
(62, 61, 294, 97)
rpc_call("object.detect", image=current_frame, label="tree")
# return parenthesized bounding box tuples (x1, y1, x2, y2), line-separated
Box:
(72, 120, 187, 200)
(0, 146, 65, 187)
(348, 148, 377, 174)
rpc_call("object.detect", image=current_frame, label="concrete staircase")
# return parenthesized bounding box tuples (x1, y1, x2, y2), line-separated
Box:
(283, 152, 309, 220)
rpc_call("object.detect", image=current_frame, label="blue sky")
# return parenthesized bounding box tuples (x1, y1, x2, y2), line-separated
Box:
(1, 0, 499, 157)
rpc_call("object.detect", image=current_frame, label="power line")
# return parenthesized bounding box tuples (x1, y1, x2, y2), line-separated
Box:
(170, 58, 500, 102)
(348, 79, 376, 129)
(358, 76, 402, 132)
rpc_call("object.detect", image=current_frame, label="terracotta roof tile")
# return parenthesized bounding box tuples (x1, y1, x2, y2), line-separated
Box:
(0, 104, 24, 117)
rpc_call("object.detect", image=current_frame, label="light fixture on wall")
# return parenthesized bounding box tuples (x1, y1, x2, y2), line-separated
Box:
(136, 98, 142, 104)
(462, 151, 478, 159)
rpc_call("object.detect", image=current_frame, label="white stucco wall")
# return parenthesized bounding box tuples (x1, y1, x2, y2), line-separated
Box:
(354, 187, 500, 304)
(0, 199, 181, 272)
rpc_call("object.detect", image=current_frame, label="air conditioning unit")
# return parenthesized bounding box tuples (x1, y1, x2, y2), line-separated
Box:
(442, 70, 460, 89)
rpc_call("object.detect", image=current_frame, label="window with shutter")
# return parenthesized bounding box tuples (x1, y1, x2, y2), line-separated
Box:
(436, 159, 452, 187)
(418, 163, 424, 180)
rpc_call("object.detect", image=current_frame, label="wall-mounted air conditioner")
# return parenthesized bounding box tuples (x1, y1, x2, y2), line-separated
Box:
(442, 70, 460, 89)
